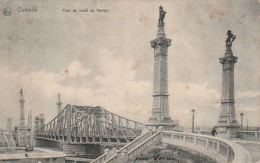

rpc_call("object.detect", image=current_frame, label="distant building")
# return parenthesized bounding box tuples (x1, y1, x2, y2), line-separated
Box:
(34, 113, 45, 146)
(35, 113, 45, 131)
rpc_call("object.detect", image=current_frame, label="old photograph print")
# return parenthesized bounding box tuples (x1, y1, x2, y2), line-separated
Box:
(0, 0, 259, 163)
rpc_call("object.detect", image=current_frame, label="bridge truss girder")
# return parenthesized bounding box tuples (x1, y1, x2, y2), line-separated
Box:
(35, 104, 144, 146)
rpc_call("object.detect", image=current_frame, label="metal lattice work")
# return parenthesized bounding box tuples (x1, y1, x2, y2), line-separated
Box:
(35, 104, 144, 146)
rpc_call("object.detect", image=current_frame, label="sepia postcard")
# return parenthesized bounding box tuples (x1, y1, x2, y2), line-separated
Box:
(0, 0, 259, 163)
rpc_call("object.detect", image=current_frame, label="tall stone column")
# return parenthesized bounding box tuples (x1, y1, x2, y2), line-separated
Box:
(19, 89, 25, 127)
(56, 93, 63, 135)
(146, 6, 177, 130)
(215, 30, 239, 138)
(150, 22, 171, 121)
(39, 113, 45, 128)
(56, 92, 62, 114)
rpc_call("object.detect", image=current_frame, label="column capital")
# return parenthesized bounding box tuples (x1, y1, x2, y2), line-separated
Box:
(19, 99, 25, 103)
(56, 101, 62, 105)
(219, 56, 238, 64)
(150, 37, 171, 48)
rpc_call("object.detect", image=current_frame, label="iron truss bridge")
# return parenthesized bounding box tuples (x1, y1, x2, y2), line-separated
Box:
(35, 104, 144, 146)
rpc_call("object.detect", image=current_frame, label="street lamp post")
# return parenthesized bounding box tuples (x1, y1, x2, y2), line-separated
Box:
(246, 118, 248, 131)
(191, 109, 195, 133)
(240, 113, 244, 133)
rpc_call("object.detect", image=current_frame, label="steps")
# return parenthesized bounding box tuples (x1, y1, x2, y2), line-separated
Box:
(91, 128, 161, 163)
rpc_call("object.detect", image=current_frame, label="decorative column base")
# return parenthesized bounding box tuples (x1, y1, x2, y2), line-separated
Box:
(145, 117, 177, 131)
(215, 122, 240, 139)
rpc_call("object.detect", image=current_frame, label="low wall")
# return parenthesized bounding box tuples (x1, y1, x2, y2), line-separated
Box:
(161, 131, 252, 163)
(239, 131, 260, 140)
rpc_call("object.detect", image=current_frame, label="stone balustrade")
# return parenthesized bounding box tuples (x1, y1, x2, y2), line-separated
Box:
(104, 130, 161, 163)
(91, 130, 153, 163)
(92, 129, 253, 163)
(161, 131, 252, 163)
(239, 131, 260, 139)
(127, 131, 161, 161)
(89, 148, 112, 163)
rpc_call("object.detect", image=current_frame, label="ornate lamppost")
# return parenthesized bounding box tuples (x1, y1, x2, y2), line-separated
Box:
(191, 109, 195, 133)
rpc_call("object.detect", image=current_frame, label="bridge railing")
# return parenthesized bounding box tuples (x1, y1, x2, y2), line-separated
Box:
(126, 130, 161, 161)
(103, 129, 162, 163)
(161, 131, 252, 163)
(91, 130, 153, 163)
(239, 131, 260, 139)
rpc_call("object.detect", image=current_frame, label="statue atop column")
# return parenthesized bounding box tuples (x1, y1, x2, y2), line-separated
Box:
(226, 30, 236, 47)
(159, 6, 166, 24)
(20, 89, 23, 97)
(20, 89, 23, 98)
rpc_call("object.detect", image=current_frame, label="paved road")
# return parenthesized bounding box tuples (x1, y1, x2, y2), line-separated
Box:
(234, 140, 260, 163)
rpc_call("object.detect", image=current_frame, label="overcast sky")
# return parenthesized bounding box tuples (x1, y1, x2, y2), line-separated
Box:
(0, 0, 259, 129)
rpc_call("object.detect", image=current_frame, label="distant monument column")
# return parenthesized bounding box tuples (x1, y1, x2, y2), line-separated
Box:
(56, 93, 62, 114)
(34, 116, 40, 131)
(39, 113, 45, 128)
(215, 30, 240, 138)
(15, 89, 31, 146)
(19, 89, 25, 127)
(146, 6, 177, 130)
